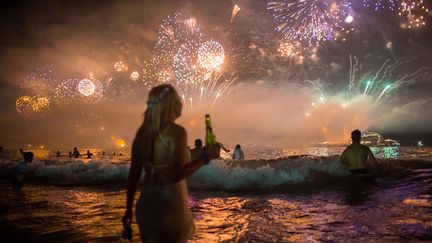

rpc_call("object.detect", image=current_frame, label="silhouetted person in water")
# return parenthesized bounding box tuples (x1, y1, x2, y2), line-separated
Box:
(341, 130, 378, 174)
(12, 148, 34, 191)
(190, 139, 204, 161)
(191, 139, 228, 161)
(0, 146, 3, 158)
(56, 150, 61, 157)
(72, 147, 80, 158)
(86, 150, 93, 159)
(232, 144, 244, 160)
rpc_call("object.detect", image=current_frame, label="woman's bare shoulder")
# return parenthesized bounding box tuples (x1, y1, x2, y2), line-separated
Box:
(161, 123, 187, 138)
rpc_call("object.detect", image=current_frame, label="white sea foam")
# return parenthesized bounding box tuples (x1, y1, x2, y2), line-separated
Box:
(0, 156, 349, 187)
(0, 159, 130, 184)
(188, 156, 349, 190)
(1, 155, 431, 189)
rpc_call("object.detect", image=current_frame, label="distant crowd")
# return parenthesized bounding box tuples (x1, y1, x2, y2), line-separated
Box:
(0, 141, 246, 162)
(58, 147, 124, 159)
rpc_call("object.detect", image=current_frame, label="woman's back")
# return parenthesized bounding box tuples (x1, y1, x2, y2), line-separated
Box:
(152, 123, 190, 183)
(124, 84, 219, 242)
(136, 123, 195, 240)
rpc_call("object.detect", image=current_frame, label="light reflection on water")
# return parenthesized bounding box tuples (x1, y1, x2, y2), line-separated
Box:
(252, 146, 432, 160)
(370, 146, 399, 159)
(188, 173, 432, 242)
(1, 145, 432, 242)
(0, 170, 431, 243)
(191, 197, 250, 242)
(0, 186, 130, 241)
(3, 146, 432, 162)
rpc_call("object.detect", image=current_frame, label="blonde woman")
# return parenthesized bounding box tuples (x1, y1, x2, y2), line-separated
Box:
(123, 84, 220, 242)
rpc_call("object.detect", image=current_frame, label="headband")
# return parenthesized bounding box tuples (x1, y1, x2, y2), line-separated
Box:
(147, 87, 170, 107)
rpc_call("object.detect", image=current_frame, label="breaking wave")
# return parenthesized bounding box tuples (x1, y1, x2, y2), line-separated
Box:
(0, 156, 431, 189)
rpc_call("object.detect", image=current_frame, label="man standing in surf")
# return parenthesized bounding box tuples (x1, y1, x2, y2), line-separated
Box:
(341, 129, 378, 174)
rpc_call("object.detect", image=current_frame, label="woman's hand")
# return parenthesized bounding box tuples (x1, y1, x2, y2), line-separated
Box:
(122, 208, 133, 240)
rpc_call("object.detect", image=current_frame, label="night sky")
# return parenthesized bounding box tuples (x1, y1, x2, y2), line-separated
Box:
(0, 0, 431, 149)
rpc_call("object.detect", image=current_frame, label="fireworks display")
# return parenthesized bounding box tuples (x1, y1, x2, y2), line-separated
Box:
(198, 40, 225, 71)
(363, 0, 399, 11)
(21, 65, 58, 96)
(186, 17, 197, 34)
(306, 55, 431, 110)
(129, 71, 140, 81)
(398, 0, 429, 28)
(143, 13, 203, 86)
(277, 42, 301, 59)
(81, 78, 104, 104)
(16, 96, 36, 116)
(347, 56, 430, 102)
(363, 0, 430, 28)
(53, 78, 81, 107)
(53, 78, 104, 108)
(2, 0, 432, 160)
(9, 3, 432, 122)
(198, 72, 237, 107)
(78, 79, 96, 96)
(3, 0, 432, 236)
(114, 61, 128, 72)
(301, 55, 431, 143)
(173, 42, 203, 85)
(16, 95, 50, 115)
(142, 12, 236, 109)
(267, 0, 353, 46)
(231, 4, 241, 23)
(33, 96, 50, 113)
(157, 69, 173, 83)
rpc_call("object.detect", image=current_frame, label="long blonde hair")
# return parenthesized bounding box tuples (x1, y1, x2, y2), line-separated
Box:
(131, 84, 182, 167)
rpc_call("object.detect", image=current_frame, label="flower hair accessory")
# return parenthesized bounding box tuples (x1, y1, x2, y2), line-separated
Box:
(147, 87, 170, 107)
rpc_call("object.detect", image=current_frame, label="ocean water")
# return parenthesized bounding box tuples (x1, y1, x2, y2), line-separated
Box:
(0, 146, 431, 242)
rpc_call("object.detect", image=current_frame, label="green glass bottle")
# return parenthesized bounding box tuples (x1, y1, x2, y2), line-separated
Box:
(205, 114, 217, 147)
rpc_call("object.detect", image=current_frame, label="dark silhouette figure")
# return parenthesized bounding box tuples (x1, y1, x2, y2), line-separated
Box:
(0, 146, 3, 158)
(12, 148, 34, 191)
(86, 150, 93, 159)
(72, 147, 80, 158)
(56, 150, 61, 157)
(341, 130, 378, 174)
(232, 144, 244, 160)
(191, 139, 228, 161)
(190, 139, 204, 161)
